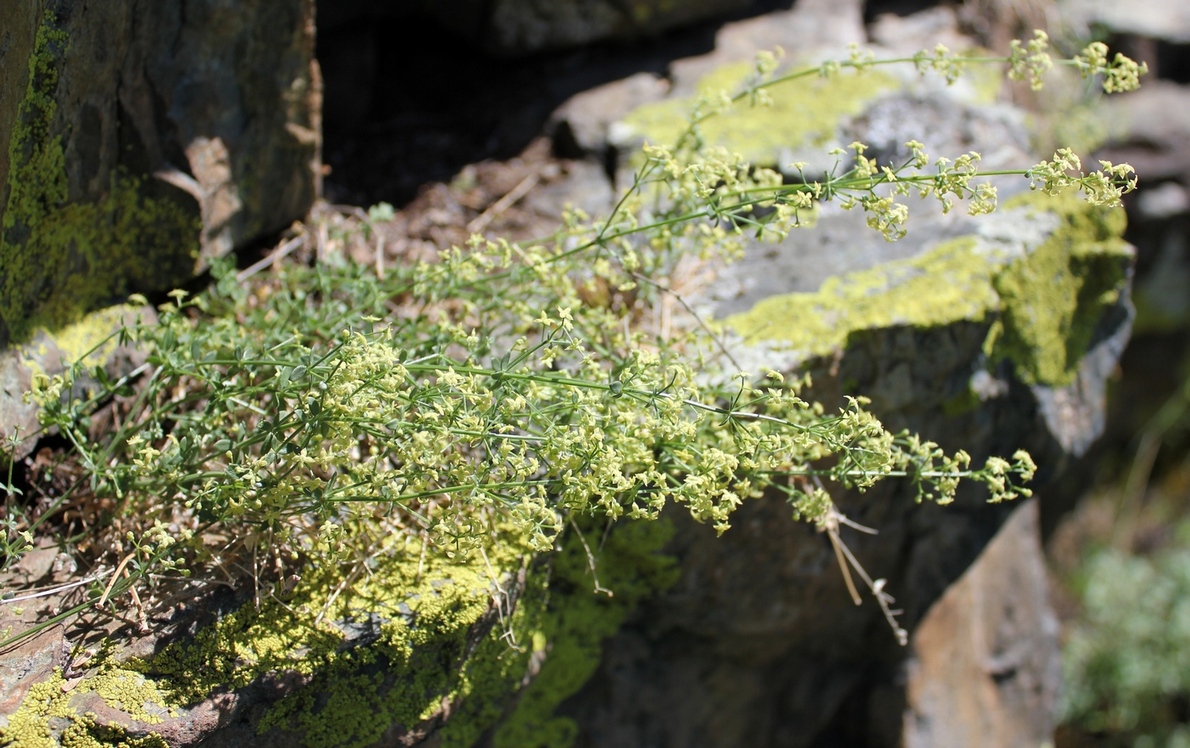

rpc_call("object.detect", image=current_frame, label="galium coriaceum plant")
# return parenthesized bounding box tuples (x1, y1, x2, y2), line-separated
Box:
(1, 31, 1138, 650)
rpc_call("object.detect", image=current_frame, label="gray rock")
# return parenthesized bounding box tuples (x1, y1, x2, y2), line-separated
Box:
(1064, 0, 1190, 44)
(0, 304, 154, 462)
(1137, 182, 1190, 221)
(668, 0, 866, 97)
(551, 73, 670, 157)
(1098, 81, 1190, 183)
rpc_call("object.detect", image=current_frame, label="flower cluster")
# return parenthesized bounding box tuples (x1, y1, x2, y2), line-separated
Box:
(1008, 30, 1055, 91)
(1073, 41, 1149, 93)
(914, 43, 965, 84)
(1027, 148, 1138, 207)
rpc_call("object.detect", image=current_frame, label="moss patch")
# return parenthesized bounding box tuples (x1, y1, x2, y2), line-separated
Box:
(620, 61, 897, 164)
(1, 516, 676, 748)
(0, 10, 199, 346)
(489, 518, 679, 748)
(991, 191, 1131, 385)
(725, 194, 1131, 388)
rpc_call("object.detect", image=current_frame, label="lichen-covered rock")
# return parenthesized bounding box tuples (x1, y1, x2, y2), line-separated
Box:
(0, 304, 153, 461)
(550, 197, 1131, 747)
(528, 9, 1134, 746)
(0, 5, 1139, 748)
(0, 0, 320, 348)
(0, 516, 678, 748)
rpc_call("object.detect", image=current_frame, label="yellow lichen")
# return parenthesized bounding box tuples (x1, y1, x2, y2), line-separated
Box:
(990, 190, 1131, 385)
(726, 234, 999, 355)
(17, 304, 137, 384)
(724, 193, 1131, 387)
(488, 518, 679, 748)
(619, 60, 897, 164)
(0, 667, 170, 748)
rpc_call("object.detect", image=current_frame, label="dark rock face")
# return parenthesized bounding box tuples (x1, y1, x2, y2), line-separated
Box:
(0, 0, 319, 346)
(477, 0, 756, 55)
(317, 0, 757, 57)
(558, 303, 1128, 748)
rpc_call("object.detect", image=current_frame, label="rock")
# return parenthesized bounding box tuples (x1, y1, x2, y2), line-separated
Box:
(610, 0, 1008, 178)
(868, 5, 972, 55)
(1098, 81, 1190, 183)
(0, 0, 320, 348)
(0, 615, 67, 727)
(903, 499, 1061, 748)
(667, 0, 867, 97)
(462, 0, 755, 56)
(317, 0, 758, 57)
(533, 12, 1134, 742)
(551, 73, 670, 157)
(521, 158, 618, 221)
(1064, 0, 1190, 45)
(0, 5, 1139, 748)
(1093, 81, 1190, 336)
(0, 304, 154, 462)
(556, 188, 1132, 746)
(1137, 182, 1190, 221)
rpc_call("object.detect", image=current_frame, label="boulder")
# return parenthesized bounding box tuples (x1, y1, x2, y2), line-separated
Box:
(551, 191, 1131, 747)
(538, 10, 1132, 746)
(1063, 0, 1190, 45)
(0, 0, 320, 348)
(903, 499, 1060, 748)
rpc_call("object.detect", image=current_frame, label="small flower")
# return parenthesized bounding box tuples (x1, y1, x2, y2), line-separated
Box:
(1074, 42, 1148, 93)
(1008, 30, 1053, 91)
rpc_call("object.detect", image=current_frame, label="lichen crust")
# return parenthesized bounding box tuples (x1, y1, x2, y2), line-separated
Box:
(724, 192, 1131, 388)
(617, 59, 898, 165)
(0, 518, 677, 748)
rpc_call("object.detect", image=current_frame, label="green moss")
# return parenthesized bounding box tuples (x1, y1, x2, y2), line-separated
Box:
(32, 516, 669, 748)
(620, 61, 897, 164)
(489, 518, 679, 748)
(725, 194, 1130, 388)
(0, 10, 199, 346)
(991, 190, 1131, 385)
